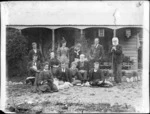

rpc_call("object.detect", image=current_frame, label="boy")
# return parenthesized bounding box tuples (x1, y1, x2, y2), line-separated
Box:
(89, 61, 113, 87)
(70, 62, 83, 85)
(55, 62, 72, 83)
(26, 55, 41, 85)
(34, 62, 58, 93)
(89, 61, 104, 86)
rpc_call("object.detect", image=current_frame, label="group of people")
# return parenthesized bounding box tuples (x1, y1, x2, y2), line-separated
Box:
(26, 37, 123, 93)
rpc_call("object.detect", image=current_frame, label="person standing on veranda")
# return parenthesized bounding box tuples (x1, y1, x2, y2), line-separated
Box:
(57, 38, 69, 67)
(89, 38, 104, 68)
(109, 37, 123, 84)
(28, 42, 43, 63)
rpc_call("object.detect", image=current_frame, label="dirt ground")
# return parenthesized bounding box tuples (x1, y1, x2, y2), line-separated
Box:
(6, 78, 142, 113)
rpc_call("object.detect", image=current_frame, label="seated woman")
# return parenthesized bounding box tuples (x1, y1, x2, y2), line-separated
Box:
(48, 51, 60, 77)
(26, 55, 41, 85)
(77, 54, 89, 85)
(89, 61, 113, 87)
(34, 62, 58, 93)
(70, 62, 83, 85)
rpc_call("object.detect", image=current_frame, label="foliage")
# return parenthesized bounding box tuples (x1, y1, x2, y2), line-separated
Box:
(7, 28, 28, 77)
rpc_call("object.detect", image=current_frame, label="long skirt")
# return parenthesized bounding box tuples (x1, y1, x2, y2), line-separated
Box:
(38, 82, 58, 93)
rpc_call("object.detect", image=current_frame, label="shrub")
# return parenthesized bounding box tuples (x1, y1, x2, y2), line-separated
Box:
(6, 28, 28, 77)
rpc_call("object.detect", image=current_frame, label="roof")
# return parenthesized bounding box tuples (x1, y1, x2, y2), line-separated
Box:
(3, 1, 144, 26)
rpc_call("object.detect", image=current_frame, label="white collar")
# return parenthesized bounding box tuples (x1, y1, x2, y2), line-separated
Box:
(94, 69, 98, 72)
(33, 49, 37, 53)
(43, 69, 48, 71)
(95, 44, 99, 48)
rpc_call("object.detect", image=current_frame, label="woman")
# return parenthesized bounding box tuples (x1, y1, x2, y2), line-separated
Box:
(34, 62, 58, 93)
(57, 38, 69, 67)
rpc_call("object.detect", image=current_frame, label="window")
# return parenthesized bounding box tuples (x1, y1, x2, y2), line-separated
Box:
(98, 29, 105, 37)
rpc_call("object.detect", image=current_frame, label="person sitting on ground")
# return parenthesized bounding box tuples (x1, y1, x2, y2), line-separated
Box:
(89, 61, 113, 87)
(34, 62, 58, 93)
(26, 55, 41, 85)
(48, 51, 60, 77)
(55, 62, 72, 83)
(70, 61, 83, 86)
(89, 61, 104, 86)
(77, 54, 89, 86)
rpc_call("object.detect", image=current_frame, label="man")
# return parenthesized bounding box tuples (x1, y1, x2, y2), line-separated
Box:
(109, 37, 123, 84)
(89, 61, 104, 86)
(34, 62, 58, 93)
(77, 54, 89, 85)
(55, 63, 71, 83)
(69, 43, 82, 66)
(26, 55, 41, 85)
(89, 38, 104, 66)
(28, 42, 43, 62)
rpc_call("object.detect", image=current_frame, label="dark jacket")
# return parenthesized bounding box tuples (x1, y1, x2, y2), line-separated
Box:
(28, 49, 43, 62)
(70, 68, 83, 81)
(109, 44, 123, 64)
(48, 58, 60, 69)
(36, 70, 54, 86)
(90, 44, 104, 61)
(27, 61, 41, 76)
(69, 47, 82, 64)
(77, 61, 89, 71)
(28, 61, 41, 70)
(55, 67, 71, 82)
(89, 68, 104, 82)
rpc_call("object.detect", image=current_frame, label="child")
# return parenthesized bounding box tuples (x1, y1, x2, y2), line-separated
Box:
(89, 61, 104, 86)
(55, 62, 72, 83)
(34, 62, 58, 93)
(70, 62, 83, 85)
(26, 55, 41, 85)
(89, 61, 113, 87)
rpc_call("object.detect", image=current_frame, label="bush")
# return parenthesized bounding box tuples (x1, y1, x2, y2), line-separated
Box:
(7, 28, 28, 77)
